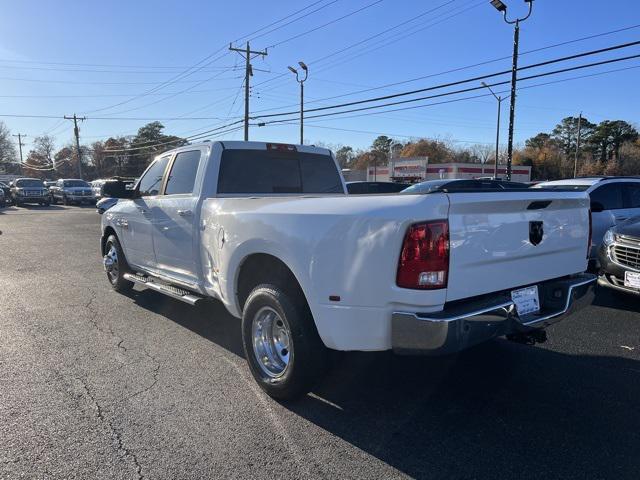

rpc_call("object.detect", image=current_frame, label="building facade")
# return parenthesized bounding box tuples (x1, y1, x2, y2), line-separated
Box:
(367, 157, 531, 183)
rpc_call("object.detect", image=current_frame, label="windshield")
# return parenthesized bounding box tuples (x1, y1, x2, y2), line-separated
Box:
(16, 179, 44, 187)
(63, 180, 90, 188)
(534, 184, 590, 191)
(401, 180, 451, 194)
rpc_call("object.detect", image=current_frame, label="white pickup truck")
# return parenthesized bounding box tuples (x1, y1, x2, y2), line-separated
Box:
(100, 141, 596, 399)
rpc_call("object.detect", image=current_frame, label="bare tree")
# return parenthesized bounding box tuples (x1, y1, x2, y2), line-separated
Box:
(470, 143, 494, 164)
(0, 121, 18, 173)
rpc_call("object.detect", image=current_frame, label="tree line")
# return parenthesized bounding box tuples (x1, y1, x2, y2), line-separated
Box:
(515, 117, 639, 179)
(327, 117, 639, 180)
(0, 121, 184, 180)
(1, 116, 638, 181)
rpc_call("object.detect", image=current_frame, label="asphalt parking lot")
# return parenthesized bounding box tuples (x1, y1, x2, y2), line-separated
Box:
(1, 205, 639, 479)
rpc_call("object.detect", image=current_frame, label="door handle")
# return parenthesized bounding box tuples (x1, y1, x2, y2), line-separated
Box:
(177, 209, 193, 217)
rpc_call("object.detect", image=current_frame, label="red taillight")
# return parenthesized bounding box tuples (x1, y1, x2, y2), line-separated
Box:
(396, 220, 449, 289)
(587, 209, 593, 259)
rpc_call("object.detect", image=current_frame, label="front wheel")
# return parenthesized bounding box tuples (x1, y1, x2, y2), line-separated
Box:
(241, 284, 328, 400)
(103, 235, 133, 293)
(63, 196, 69, 205)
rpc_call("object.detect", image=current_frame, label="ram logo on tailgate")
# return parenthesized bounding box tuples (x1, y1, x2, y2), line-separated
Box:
(529, 221, 544, 246)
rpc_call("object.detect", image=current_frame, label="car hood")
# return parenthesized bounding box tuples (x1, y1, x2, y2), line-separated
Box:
(613, 216, 640, 238)
(65, 187, 92, 192)
(97, 197, 118, 209)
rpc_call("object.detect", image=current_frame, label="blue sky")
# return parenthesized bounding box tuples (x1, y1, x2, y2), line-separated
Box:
(0, 0, 639, 152)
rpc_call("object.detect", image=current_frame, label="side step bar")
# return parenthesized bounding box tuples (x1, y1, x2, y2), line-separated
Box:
(123, 273, 204, 305)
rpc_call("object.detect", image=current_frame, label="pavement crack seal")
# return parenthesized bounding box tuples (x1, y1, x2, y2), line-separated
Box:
(77, 376, 145, 480)
(112, 349, 162, 406)
(82, 287, 128, 357)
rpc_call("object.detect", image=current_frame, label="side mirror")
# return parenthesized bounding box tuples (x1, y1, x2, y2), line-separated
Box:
(101, 181, 136, 199)
(590, 201, 604, 213)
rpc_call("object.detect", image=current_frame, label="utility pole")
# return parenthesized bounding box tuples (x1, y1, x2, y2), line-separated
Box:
(64, 114, 86, 179)
(229, 42, 268, 141)
(573, 113, 583, 178)
(12, 133, 27, 165)
(489, 0, 534, 180)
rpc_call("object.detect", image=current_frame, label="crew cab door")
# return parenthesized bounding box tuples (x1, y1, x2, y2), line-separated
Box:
(151, 149, 204, 284)
(118, 155, 171, 269)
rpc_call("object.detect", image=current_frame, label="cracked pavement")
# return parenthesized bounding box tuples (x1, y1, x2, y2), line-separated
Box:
(1, 206, 640, 479)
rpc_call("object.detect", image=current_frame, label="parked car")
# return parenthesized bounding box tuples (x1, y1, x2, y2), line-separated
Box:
(401, 178, 528, 194)
(0, 181, 11, 204)
(598, 216, 640, 294)
(346, 181, 411, 194)
(96, 196, 118, 214)
(91, 179, 107, 198)
(49, 179, 96, 205)
(10, 178, 50, 207)
(99, 141, 595, 399)
(534, 177, 640, 264)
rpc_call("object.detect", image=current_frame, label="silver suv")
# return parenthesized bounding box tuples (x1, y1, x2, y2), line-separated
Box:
(535, 177, 640, 263)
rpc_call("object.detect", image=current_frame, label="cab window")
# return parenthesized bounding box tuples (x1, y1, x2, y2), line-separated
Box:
(165, 150, 201, 195)
(590, 183, 624, 210)
(623, 183, 640, 208)
(138, 156, 170, 196)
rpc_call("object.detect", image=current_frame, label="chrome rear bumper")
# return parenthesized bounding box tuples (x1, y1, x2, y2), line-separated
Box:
(392, 273, 596, 355)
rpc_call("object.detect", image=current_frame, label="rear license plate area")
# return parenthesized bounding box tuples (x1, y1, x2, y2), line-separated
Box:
(511, 285, 540, 316)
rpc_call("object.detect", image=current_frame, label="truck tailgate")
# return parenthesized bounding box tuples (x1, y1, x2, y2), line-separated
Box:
(445, 191, 590, 302)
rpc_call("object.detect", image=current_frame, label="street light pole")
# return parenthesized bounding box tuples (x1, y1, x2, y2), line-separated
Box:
(481, 82, 502, 179)
(288, 62, 309, 144)
(489, 0, 534, 180)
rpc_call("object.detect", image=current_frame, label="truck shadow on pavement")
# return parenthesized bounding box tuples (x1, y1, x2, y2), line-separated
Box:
(592, 284, 639, 313)
(127, 288, 640, 480)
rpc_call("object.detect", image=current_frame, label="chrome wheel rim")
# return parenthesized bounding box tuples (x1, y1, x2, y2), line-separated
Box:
(103, 244, 119, 284)
(251, 306, 292, 378)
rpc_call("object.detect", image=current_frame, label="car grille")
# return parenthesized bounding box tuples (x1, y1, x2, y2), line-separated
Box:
(612, 244, 640, 269)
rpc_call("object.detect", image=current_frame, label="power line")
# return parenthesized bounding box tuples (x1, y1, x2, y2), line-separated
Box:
(2, 43, 637, 126)
(0, 85, 244, 98)
(80, 1, 340, 116)
(0, 58, 247, 69)
(252, 0, 466, 91)
(0, 64, 243, 74)
(269, 64, 640, 127)
(266, 0, 385, 49)
(100, 120, 246, 153)
(247, 0, 339, 42)
(252, 22, 640, 111)
(253, 0, 479, 93)
(99, 57, 640, 155)
(251, 39, 640, 120)
(257, 58, 640, 126)
(0, 75, 242, 86)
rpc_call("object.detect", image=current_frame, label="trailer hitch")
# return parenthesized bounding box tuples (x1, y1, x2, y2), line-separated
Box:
(506, 329, 547, 345)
